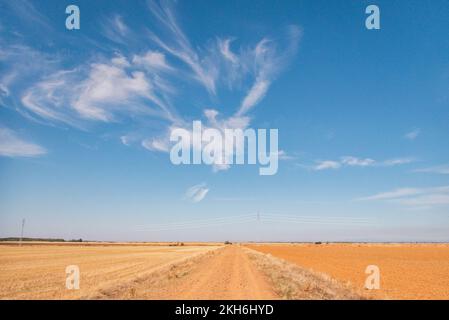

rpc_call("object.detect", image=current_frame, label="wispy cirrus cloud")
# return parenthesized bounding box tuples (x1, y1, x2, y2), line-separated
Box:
(185, 183, 210, 203)
(313, 160, 341, 171)
(218, 38, 238, 64)
(355, 186, 449, 209)
(356, 188, 424, 201)
(404, 128, 420, 140)
(0, 127, 46, 157)
(3, 0, 53, 33)
(142, 137, 170, 152)
(236, 26, 301, 116)
(413, 164, 449, 175)
(101, 15, 131, 45)
(312, 156, 414, 171)
(0, 43, 60, 110)
(381, 158, 415, 166)
(139, 1, 299, 171)
(3, 0, 299, 173)
(147, 0, 219, 95)
(132, 50, 174, 72)
(340, 156, 375, 167)
(20, 54, 179, 126)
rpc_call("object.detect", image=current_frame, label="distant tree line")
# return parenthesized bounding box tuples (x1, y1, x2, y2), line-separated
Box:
(0, 237, 82, 242)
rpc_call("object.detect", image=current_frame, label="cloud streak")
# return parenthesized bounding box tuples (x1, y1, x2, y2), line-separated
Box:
(313, 160, 341, 171)
(312, 156, 414, 171)
(0, 127, 46, 157)
(185, 183, 210, 203)
(356, 186, 449, 209)
(414, 164, 449, 175)
(147, 0, 218, 94)
(404, 128, 420, 140)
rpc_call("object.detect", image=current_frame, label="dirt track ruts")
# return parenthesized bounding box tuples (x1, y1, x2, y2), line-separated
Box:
(131, 246, 278, 300)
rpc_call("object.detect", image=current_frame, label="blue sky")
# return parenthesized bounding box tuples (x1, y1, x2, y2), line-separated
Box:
(1, 0, 448, 242)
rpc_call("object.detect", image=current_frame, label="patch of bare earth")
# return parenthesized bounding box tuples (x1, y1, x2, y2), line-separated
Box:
(244, 247, 367, 300)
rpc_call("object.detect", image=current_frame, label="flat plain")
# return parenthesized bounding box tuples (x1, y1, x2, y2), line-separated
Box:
(246, 243, 449, 299)
(0, 243, 219, 299)
(1, 242, 448, 300)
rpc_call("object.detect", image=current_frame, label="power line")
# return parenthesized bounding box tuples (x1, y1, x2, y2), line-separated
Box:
(128, 212, 376, 234)
(19, 218, 25, 246)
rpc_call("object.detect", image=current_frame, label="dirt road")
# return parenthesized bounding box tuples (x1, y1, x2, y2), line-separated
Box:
(121, 245, 278, 299)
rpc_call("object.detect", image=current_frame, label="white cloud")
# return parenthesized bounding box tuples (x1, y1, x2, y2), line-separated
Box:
(73, 64, 152, 121)
(236, 26, 301, 116)
(120, 135, 131, 146)
(238, 78, 270, 116)
(356, 188, 423, 201)
(356, 186, 449, 209)
(149, 0, 300, 113)
(102, 15, 130, 44)
(381, 157, 415, 166)
(120, 134, 142, 146)
(185, 183, 209, 203)
(414, 164, 449, 175)
(313, 160, 341, 171)
(0, 44, 61, 117)
(145, 109, 251, 172)
(218, 38, 238, 64)
(147, 0, 218, 94)
(132, 51, 173, 71)
(20, 56, 178, 125)
(0, 127, 46, 157)
(4, 1, 299, 174)
(341, 156, 375, 167)
(142, 137, 170, 152)
(277, 150, 295, 161)
(395, 194, 449, 207)
(113, 15, 128, 35)
(404, 128, 420, 140)
(312, 156, 414, 170)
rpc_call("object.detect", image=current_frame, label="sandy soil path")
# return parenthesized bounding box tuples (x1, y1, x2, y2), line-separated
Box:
(131, 245, 278, 299)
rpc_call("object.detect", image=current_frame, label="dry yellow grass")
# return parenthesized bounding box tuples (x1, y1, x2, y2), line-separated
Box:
(244, 247, 365, 300)
(0, 243, 220, 299)
(246, 243, 449, 300)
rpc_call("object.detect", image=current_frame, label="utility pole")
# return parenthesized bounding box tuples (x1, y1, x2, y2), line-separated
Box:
(19, 218, 25, 246)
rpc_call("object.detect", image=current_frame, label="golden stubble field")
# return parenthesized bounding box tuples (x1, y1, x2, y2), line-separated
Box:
(246, 243, 449, 300)
(1, 242, 448, 300)
(0, 243, 220, 299)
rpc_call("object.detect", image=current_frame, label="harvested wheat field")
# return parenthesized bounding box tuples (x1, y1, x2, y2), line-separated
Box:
(2, 242, 445, 300)
(246, 243, 449, 300)
(0, 243, 220, 299)
(0, 243, 365, 300)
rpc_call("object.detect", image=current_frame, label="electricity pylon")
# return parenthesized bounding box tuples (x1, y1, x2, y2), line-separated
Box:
(19, 218, 25, 246)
